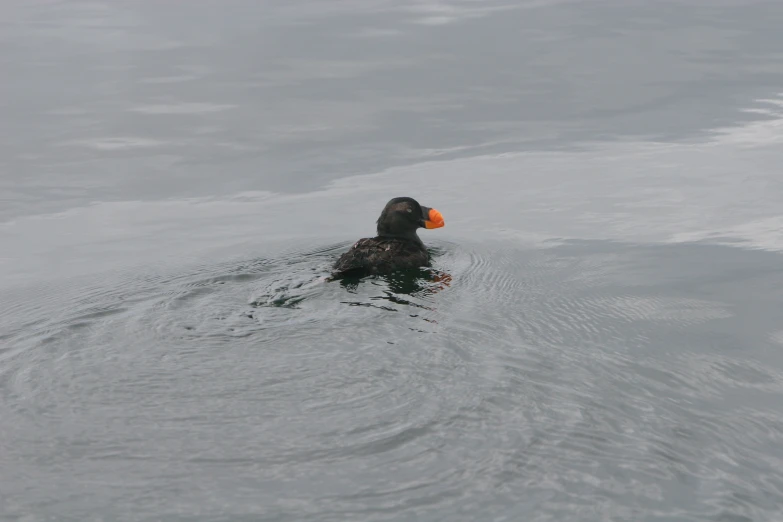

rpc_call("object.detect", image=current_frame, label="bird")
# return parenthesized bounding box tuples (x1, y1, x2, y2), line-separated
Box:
(331, 197, 445, 277)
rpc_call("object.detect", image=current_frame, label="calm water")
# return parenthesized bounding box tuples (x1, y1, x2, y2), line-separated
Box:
(2, 1, 783, 520)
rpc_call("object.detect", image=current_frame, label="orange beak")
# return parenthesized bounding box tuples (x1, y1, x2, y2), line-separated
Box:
(424, 208, 445, 229)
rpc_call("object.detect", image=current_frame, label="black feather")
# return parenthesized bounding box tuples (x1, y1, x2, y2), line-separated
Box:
(331, 197, 438, 278)
(332, 237, 430, 277)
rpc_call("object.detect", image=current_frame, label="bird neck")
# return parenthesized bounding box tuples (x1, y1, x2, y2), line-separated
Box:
(376, 228, 422, 245)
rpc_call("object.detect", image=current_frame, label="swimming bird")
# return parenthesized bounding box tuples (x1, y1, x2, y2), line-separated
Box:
(332, 197, 445, 277)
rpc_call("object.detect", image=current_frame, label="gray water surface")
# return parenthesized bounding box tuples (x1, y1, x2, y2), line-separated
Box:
(2, 1, 783, 520)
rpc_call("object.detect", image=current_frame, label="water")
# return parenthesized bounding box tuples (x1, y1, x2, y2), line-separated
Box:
(2, 0, 783, 520)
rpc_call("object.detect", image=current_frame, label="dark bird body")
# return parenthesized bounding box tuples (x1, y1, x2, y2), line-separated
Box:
(332, 197, 445, 277)
(332, 236, 430, 276)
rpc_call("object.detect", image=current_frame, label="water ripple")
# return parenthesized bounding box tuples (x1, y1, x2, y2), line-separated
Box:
(2, 240, 783, 520)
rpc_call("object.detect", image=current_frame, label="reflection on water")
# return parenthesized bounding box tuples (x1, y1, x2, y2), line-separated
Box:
(338, 266, 452, 296)
(338, 267, 452, 330)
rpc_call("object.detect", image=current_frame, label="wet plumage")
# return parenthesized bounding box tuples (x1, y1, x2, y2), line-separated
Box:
(332, 197, 445, 277)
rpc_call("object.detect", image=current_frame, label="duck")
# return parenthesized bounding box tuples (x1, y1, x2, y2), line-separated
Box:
(331, 197, 445, 277)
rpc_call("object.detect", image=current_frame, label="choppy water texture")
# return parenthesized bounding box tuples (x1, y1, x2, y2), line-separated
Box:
(2, 0, 783, 521)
